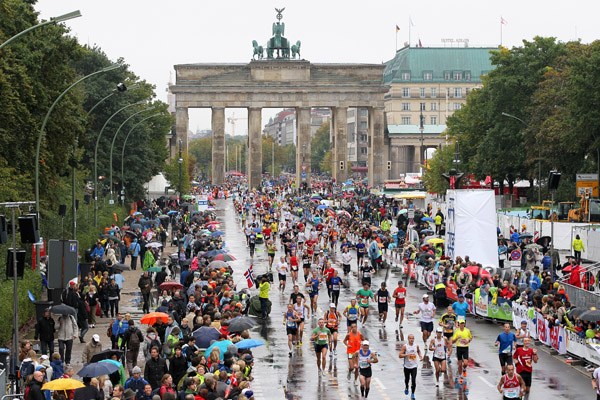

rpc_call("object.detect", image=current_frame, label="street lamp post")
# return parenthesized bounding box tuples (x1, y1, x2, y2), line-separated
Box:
(178, 140, 184, 202)
(419, 110, 425, 172)
(35, 64, 121, 213)
(120, 114, 161, 202)
(0, 10, 81, 51)
(94, 101, 144, 225)
(109, 106, 154, 198)
(501, 112, 541, 203)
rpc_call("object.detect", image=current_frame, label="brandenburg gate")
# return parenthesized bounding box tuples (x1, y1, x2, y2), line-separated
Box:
(170, 9, 388, 189)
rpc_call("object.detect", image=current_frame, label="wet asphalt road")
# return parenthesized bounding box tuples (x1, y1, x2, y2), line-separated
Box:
(215, 199, 595, 400)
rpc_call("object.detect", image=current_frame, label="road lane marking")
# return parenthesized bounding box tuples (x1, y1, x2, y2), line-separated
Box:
(373, 377, 386, 389)
(478, 375, 495, 388)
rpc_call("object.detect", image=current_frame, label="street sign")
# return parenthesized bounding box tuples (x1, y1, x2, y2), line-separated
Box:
(47, 239, 79, 289)
(301, 172, 306, 178)
(576, 173, 599, 196)
(510, 249, 521, 261)
(109, 199, 115, 205)
(407, 209, 415, 219)
(302, 165, 306, 172)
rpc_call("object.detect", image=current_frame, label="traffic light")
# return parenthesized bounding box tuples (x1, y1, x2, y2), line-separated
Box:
(387, 161, 391, 170)
(339, 161, 344, 170)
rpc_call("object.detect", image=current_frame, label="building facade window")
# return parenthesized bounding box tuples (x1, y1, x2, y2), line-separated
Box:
(401, 117, 411, 125)
(430, 116, 437, 125)
(424, 71, 433, 81)
(444, 71, 451, 80)
(401, 71, 411, 80)
(360, 108, 367, 117)
(465, 71, 471, 81)
(454, 88, 462, 98)
(360, 121, 368, 130)
(466, 88, 471, 96)
(453, 103, 462, 110)
(401, 102, 411, 111)
(402, 88, 410, 98)
(420, 103, 426, 111)
(360, 134, 367, 142)
(431, 88, 437, 98)
(453, 72, 462, 81)
(420, 88, 426, 97)
(360, 147, 368, 155)
(430, 102, 437, 111)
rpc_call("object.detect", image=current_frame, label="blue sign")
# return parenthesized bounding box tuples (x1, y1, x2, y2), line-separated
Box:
(69, 242, 77, 253)
(301, 172, 306, 178)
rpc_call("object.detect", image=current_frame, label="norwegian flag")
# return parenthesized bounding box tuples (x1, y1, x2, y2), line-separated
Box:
(244, 264, 255, 288)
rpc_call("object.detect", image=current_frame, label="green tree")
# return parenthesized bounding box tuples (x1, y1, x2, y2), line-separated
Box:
(189, 137, 213, 179)
(164, 153, 191, 195)
(423, 145, 455, 194)
(311, 122, 331, 173)
(320, 150, 333, 174)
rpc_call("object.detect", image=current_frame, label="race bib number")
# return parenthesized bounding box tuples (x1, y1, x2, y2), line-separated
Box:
(459, 339, 468, 346)
(332, 284, 340, 291)
(502, 347, 512, 354)
(379, 297, 386, 303)
(398, 292, 405, 299)
(286, 320, 296, 327)
(348, 314, 357, 321)
(318, 332, 328, 341)
(504, 387, 519, 398)
(408, 354, 417, 360)
(360, 298, 368, 305)
(359, 361, 369, 369)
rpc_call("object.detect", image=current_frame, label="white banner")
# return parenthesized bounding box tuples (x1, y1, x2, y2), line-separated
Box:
(446, 190, 498, 268)
(511, 304, 537, 340)
(565, 329, 600, 365)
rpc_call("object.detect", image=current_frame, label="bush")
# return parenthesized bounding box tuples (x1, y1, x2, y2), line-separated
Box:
(0, 268, 42, 346)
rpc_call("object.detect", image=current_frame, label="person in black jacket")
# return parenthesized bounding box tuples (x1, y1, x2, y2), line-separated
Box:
(34, 309, 55, 356)
(144, 347, 167, 390)
(61, 281, 79, 309)
(122, 320, 144, 375)
(169, 347, 187, 388)
(76, 288, 89, 343)
(27, 371, 45, 400)
(138, 272, 152, 314)
(73, 377, 104, 400)
(107, 278, 121, 318)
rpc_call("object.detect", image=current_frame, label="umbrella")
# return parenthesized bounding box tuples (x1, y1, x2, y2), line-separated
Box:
(519, 233, 534, 239)
(235, 339, 266, 350)
(228, 316, 257, 333)
(192, 326, 221, 349)
(316, 204, 328, 210)
(205, 221, 220, 225)
(130, 223, 142, 231)
(42, 378, 84, 391)
(187, 281, 203, 296)
(123, 230, 140, 238)
(146, 266, 162, 273)
(158, 282, 183, 291)
(427, 238, 445, 244)
(78, 361, 120, 377)
(579, 309, 600, 322)
(252, 228, 262, 233)
(212, 254, 236, 262)
(205, 340, 234, 361)
(397, 209, 408, 215)
(132, 212, 143, 216)
(50, 304, 77, 317)
(203, 249, 227, 258)
(567, 307, 586, 319)
(167, 211, 178, 215)
(113, 263, 131, 271)
(422, 217, 434, 223)
(143, 220, 160, 227)
(207, 260, 228, 269)
(89, 349, 124, 364)
(310, 195, 322, 200)
(337, 210, 351, 218)
(421, 229, 435, 235)
(525, 243, 543, 250)
(462, 266, 491, 279)
(158, 215, 170, 220)
(101, 235, 121, 243)
(140, 312, 169, 325)
(146, 242, 163, 248)
(211, 231, 225, 237)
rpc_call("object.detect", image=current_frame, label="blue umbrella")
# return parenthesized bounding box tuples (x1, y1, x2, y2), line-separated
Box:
(310, 195, 322, 200)
(235, 339, 265, 349)
(132, 212, 143, 216)
(77, 361, 120, 377)
(252, 228, 262, 233)
(143, 220, 159, 227)
(167, 210, 178, 215)
(422, 217, 434, 222)
(193, 326, 221, 349)
(316, 204, 328, 210)
(421, 229, 434, 235)
(203, 249, 227, 258)
(130, 223, 142, 231)
(211, 231, 225, 237)
(205, 340, 234, 361)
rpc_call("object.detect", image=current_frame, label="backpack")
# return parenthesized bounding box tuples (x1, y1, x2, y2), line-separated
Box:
(148, 336, 160, 351)
(129, 329, 141, 347)
(20, 360, 34, 380)
(107, 322, 115, 338)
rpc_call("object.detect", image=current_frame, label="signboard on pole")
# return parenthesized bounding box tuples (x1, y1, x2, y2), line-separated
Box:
(47, 239, 78, 289)
(197, 195, 208, 211)
(576, 173, 599, 196)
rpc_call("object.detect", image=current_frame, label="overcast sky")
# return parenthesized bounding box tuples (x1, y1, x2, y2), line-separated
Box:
(36, 0, 597, 136)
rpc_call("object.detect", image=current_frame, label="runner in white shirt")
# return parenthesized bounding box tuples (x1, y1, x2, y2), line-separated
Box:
(341, 247, 353, 275)
(593, 366, 600, 400)
(413, 293, 436, 349)
(276, 256, 289, 292)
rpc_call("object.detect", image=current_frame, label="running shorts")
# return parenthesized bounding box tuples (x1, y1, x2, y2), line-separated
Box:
(456, 347, 469, 361)
(378, 303, 388, 314)
(314, 343, 328, 353)
(420, 321, 434, 333)
(359, 367, 372, 378)
(498, 353, 513, 367)
(286, 327, 297, 336)
(520, 371, 531, 387)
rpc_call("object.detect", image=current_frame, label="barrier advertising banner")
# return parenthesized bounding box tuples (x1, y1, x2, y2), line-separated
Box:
(445, 190, 498, 269)
(488, 297, 513, 321)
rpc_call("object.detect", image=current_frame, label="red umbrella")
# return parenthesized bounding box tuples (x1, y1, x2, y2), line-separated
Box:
(462, 266, 491, 279)
(158, 282, 183, 291)
(562, 265, 573, 273)
(212, 253, 236, 262)
(205, 221, 219, 225)
(140, 312, 169, 325)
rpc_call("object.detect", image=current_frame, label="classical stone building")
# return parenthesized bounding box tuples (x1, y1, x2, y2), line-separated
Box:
(384, 45, 494, 177)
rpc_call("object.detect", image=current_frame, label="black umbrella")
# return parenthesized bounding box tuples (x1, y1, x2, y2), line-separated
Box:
(77, 361, 120, 377)
(50, 304, 77, 317)
(228, 316, 257, 333)
(113, 263, 131, 271)
(123, 230, 140, 238)
(567, 307, 586, 319)
(192, 326, 221, 349)
(579, 309, 600, 322)
(89, 349, 124, 364)
(158, 215, 170, 220)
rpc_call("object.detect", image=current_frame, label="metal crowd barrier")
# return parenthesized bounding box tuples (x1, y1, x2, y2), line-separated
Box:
(558, 262, 600, 310)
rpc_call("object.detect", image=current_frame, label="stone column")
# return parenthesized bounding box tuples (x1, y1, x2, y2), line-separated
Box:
(247, 108, 262, 189)
(390, 145, 400, 180)
(331, 107, 348, 183)
(296, 107, 312, 191)
(368, 107, 385, 187)
(175, 107, 189, 154)
(211, 107, 225, 185)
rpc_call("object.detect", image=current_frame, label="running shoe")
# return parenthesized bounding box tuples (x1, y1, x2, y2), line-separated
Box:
(288, 351, 292, 357)
(395, 316, 398, 322)
(399, 324, 403, 329)
(411, 394, 415, 399)
(333, 349, 337, 356)
(329, 352, 333, 358)
(435, 380, 439, 387)
(300, 341, 303, 346)
(404, 388, 409, 395)
(322, 370, 327, 376)
(347, 370, 351, 379)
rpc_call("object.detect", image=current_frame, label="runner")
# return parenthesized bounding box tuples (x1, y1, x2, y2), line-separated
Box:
(513, 337, 538, 399)
(276, 256, 289, 293)
(360, 259, 374, 287)
(283, 304, 300, 357)
(450, 317, 472, 384)
(342, 322, 363, 382)
(399, 333, 422, 399)
(495, 323, 517, 375)
(357, 341, 378, 398)
(323, 262, 336, 301)
(356, 283, 374, 325)
(306, 270, 320, 314)
(439, 306, 457, 364)
(289, 251, 299, 285)
(248, 227, 257, 258)
(294, 295, 310, 347)
(376, 282, 390, 328)
(341, 246, 353, 275)
(324, 303, 342, 357)
(311, 318, 332, 376)
(515, 320, 530, 348)
(301, 249, 311, 282)
(429, 327, 449, 387)
(356, 238, 366, 271)
(413, 294, 436, 348)
(451, 293, 469, 320)
(289, 285, 305, 305)
(343, 298, 360, 328)
(392, 280, 407, 328)
(497, 364, 525, 400)
(592, 365, 600, 400)
(329, 270, 343, 307)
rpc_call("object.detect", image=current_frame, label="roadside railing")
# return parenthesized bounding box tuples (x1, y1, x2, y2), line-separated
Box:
(558, 261, 600, 310)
